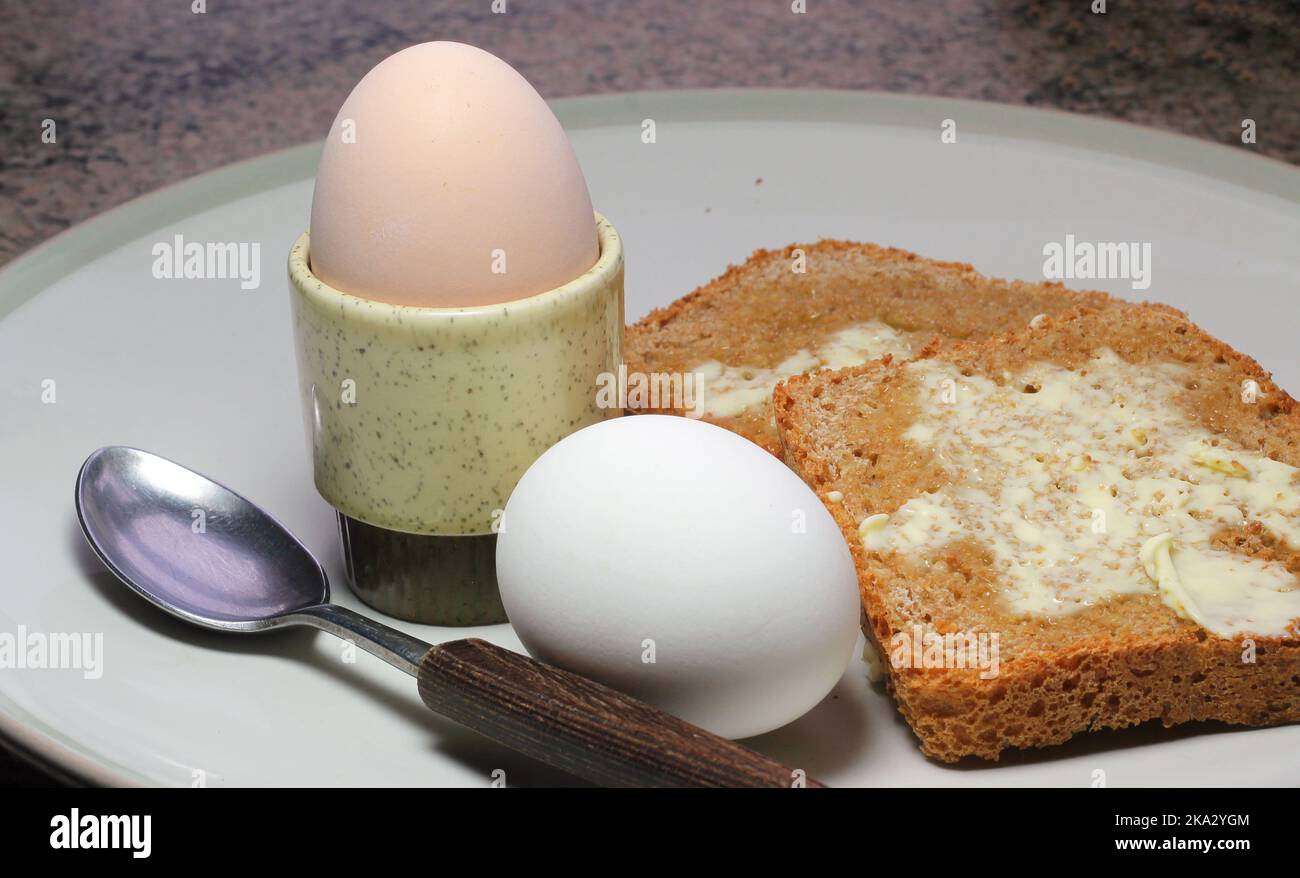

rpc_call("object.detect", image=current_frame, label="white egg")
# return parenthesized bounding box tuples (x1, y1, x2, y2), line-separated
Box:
(496, 415, 860, 739)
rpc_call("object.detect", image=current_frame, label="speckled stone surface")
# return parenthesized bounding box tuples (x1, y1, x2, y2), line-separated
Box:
(2, 0, 1298, 269)
(2, 0, 1297, 784)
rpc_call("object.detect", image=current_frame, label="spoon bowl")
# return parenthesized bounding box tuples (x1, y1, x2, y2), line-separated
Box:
(76, 446, 328, 630)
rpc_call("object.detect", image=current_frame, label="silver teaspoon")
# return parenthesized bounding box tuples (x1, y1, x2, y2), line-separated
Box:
(74, 446, 817, 788)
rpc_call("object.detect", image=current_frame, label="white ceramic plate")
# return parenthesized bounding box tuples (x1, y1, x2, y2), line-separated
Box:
(3, 91, 1299, 787)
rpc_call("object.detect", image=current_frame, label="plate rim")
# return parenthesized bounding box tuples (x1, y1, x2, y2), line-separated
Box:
(6, 88, 1299, 322)
(3, 87, 1298, 787)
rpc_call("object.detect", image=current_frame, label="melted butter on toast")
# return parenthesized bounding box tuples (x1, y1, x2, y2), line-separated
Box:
(870, 348, 1300, 639)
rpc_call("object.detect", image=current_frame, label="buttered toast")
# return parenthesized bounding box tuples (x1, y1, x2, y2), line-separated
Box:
(624, 241, 1116, 455)
(775, 305, 1300, 762)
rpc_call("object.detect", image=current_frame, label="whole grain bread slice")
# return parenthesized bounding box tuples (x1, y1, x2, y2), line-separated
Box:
(624, 240, 1117, 455)
(775, 304, 1300, 762)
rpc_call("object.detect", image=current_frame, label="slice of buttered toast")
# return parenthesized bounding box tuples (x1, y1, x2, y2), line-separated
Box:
(624, 241, 1117, 455)
(775, 305, 1300, 762)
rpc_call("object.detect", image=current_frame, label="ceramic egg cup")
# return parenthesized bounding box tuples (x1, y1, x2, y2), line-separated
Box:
(288, 214, 624, 624)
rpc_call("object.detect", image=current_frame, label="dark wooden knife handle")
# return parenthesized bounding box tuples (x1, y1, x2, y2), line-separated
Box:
(417, 638, 823, 788)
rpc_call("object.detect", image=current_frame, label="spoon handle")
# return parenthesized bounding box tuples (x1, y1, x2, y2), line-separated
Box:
(418, 638, 823, 788)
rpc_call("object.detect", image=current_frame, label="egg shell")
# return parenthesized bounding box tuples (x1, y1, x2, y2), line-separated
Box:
(309, 41, 598, 308)
(496, 415, 860, 739)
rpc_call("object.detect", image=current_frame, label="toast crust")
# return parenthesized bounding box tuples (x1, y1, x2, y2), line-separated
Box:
(776, 305, 1300, 762)
(624, 240, 1116, 455)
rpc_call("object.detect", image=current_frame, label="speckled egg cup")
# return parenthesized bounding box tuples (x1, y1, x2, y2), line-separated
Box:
(288, 214, 624, 624)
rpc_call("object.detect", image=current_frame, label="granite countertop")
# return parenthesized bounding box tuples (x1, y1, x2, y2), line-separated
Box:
(2, 0, 1297, 268)
(1, 0, 1296, 784)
